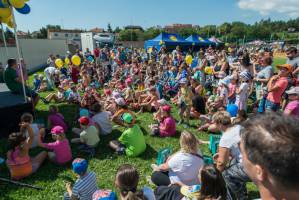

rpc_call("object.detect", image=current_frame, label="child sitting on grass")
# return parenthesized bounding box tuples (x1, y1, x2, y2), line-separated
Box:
(149, 105, 176, 137)
(47, 105, 68, 132)
(71, 116, 99, 156)
(64, 158, 98, 200)
(38, 126, 72, 164)
(42, 86, 66, 104)
(20, 113, 43, 148)
(109, 113, 146, 157)
(6, 123, 47, 180)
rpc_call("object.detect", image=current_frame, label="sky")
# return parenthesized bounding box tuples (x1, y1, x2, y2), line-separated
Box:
(11, 0, 299, 32)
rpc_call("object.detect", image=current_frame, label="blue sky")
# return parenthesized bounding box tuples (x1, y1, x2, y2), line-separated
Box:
(12, 0, 299, 32)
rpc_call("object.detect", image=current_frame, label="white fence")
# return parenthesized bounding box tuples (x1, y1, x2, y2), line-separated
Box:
(0, 39, 69, 72)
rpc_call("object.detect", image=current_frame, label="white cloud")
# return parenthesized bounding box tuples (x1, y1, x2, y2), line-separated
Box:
(238, 0, 299, 17)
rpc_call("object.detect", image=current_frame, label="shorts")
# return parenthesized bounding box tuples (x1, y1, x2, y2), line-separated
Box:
(265, 100, 280, 112)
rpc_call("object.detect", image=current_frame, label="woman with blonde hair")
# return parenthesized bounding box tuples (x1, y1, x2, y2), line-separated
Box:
(151, 131, 204, 186)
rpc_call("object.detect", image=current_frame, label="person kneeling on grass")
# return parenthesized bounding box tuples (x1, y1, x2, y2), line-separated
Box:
(38, 126, 72, 164)
(149, 105, 176, 137)
(71, 116, 100, 155)
(109, 113, 146, 157)
(64, 158, 98, 200)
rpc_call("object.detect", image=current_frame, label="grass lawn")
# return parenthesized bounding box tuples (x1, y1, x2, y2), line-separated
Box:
(1, 57, 286, 199)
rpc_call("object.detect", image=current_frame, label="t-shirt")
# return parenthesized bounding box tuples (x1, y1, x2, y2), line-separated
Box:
(168, 151, 204, 186)
(91, 111, 112, 135)
(80, 125, 100, 147)
(72, 171, 98, 200)
(287, 56, 299, 71)
(256, 65, 273, 80)
(267, 77, 288, 103)
(25, 123, 39, 148)
(235, 82, 249, 110)
(119, 124, 146, 157)
(159, 117, 176, 137)
(219, 87, 229, 106)
(4, 66, 22, 92)
(43, 139, 72, 164)
(48, 113, 68, 132)
(284, 100, 299, 118)
(219, 125, 242, 163)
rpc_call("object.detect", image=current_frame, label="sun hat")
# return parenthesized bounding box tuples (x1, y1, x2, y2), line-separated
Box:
(286, 87, 299, 95)
(277, 64, 292, 72)
(92, 190, 116, 200)
(180, 185, 201, 199)
(115, 97, 126, 106)
(112, 91, 121, 99)
(162, 105, 171, 112)
(226, 104, 238, 117)
(72, 158, 88, 175)
(79, 116, 90, 126)
(51, 126, 64, 135)
(122, 113, 133, 124)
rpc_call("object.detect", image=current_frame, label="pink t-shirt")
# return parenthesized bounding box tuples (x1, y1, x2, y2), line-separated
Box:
(159, 116, 176, 137)
(267, 77, 288, 103)
(229, 83, 236, 97)
(43, 139, 72, 164)
(284, 100, 299, 118)
(48, 113, 68, 132)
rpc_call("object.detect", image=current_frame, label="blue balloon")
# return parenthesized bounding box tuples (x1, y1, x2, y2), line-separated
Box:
(87, 56, 94, 62)
(191, 59, 198, 68)
(226, 104, 238, 117)
(16, 3, 30, 14)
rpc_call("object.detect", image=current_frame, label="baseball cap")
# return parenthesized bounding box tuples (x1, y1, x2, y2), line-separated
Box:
(72, 158, 88, 175)
(93, 190, 116, 200)
(122, 113, 133, 124)
(286, 87, 299, 95)
(277, 64, 292, 72)
(162, 105, 171, 112)
(51, 126, 65, 135)
(79, 116, 90, 126)
(180, 185, 201, 199)
(157, 99, 168, 106)
(115, 97, 126, 106)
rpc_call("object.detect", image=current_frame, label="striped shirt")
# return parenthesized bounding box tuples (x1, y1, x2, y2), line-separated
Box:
(72, 171, 98, 200)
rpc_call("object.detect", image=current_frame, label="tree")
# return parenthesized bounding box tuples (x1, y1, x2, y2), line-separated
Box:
(114, 26, 121, 33)
(36, 24, 61, 39)
(118, 29, 138, 41)
(107, 23, 113, 33)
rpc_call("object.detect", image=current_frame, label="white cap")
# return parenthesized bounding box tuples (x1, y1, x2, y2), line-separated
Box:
(157, 99, 168, 106)
(115, 97, 126, 106)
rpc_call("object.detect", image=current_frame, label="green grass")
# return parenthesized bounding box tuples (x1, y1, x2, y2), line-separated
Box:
(2, 57, 288, 199)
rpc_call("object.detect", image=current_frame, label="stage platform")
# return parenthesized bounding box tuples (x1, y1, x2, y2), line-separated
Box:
(0, 83, 33, 137)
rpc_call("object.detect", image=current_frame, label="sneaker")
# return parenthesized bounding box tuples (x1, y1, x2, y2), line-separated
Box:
(150, 163, 159, 171)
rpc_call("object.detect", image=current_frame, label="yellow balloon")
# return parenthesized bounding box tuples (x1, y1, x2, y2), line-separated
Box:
(65, 57, 70, 65)
(9, 0, 25, 8)
(7, 20, 15, 28)
(185, 55, 193, 65)
(55, 59, 64, 68)
(71, 55, 81, 66)
(204, 67, 213, 75)
(0, 8, 11, 18)
(0, 15, 12, 24)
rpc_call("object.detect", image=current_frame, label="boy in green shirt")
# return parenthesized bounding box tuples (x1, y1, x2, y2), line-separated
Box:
(109, 113, 146, 157)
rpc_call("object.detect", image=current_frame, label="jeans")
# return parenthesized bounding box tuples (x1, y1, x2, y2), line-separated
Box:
(63, 192, 71, 200)
(223, 162, 251, 200)
(265, 100, 280, 112)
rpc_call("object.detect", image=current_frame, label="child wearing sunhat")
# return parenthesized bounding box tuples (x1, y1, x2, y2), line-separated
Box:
(149, 105, 176, 137)
(64, 158, 98, 200)
(71, 116, 99, 155)
(109, 113, 146, 157)
(284, 86, 299, 118)
(38, 126, 72, 164)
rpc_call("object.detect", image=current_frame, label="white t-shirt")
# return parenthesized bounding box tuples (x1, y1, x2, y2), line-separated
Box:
(44, 67, 56, 78)
(235, 82, 249, 110)
(219, 125, 242, 163)
(25, 123, 39, 148)
(91, 111, 112, 135)
(168, 151, 204, 186)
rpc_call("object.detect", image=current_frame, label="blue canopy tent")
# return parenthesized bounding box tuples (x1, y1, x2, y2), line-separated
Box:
(185, 34, 215, 47)
(144, 32, 191, 51)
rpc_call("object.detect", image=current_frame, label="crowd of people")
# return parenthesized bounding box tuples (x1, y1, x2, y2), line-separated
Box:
(2, 44, 299, 200)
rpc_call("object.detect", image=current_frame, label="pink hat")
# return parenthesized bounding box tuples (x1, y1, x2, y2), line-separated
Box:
(125, 78, 133, 84)
(162, 105, 171, 112)
(51, 126, 65, 135)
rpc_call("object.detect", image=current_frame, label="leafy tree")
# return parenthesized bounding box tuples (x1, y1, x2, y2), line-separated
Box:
(114, 26, 122, 33)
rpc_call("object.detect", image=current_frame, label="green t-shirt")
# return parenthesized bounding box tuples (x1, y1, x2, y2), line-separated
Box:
(119, 124, 146, 157)
(4, 67, 22, 92)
